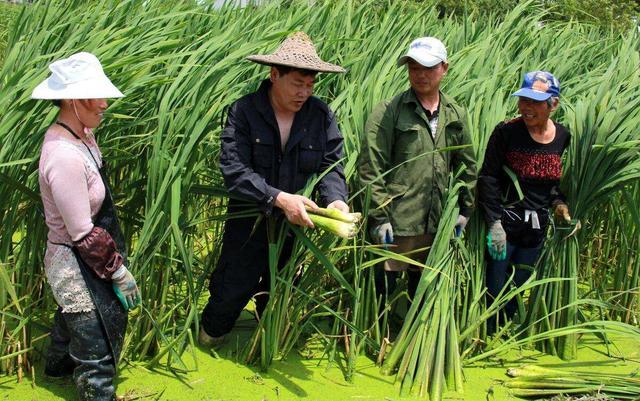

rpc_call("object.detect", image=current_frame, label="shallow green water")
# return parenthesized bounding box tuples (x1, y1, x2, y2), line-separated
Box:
(2, 322, 638, 401)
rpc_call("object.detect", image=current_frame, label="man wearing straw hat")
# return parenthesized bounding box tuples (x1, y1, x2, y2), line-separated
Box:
(359, 37, 476, 303)
(200, 32, 349, 346)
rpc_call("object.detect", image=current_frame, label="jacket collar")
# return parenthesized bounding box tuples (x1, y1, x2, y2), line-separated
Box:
(251, 79, 312, 153)
(400, 88, 460, 124)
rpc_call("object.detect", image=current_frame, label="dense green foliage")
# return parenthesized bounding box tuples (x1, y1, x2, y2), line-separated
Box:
(0, 2, 22, 67)
(1, 1, 639, 400)
(435, 0, 639, 30)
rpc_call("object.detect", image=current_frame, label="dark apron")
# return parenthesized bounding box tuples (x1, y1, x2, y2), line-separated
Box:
(53, 122, 128, 369)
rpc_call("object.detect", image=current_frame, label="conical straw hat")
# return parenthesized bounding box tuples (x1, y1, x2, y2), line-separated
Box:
(246, 32, 346, 73)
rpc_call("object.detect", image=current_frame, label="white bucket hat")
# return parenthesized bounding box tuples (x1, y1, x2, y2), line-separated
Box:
(32, 52, 124, 100)
(397, 37, 448, 68)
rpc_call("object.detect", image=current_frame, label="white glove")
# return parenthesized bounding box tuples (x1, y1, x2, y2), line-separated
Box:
(370, 222, 394, 245)
(487, 220, 507, 260)
(112, 265, 141, 311)
(455, 214, 469, 236)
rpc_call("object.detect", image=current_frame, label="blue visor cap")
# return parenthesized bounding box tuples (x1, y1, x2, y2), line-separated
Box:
(511, 71, 560, 101)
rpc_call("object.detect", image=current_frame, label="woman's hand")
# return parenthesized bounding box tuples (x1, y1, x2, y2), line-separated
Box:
(487, 221, 507, 260)
(112, 266, 141, 311)
(554, 203, 571, 223)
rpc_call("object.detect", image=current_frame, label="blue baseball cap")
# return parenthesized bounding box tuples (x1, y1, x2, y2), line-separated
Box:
(511, 71, 560, 101)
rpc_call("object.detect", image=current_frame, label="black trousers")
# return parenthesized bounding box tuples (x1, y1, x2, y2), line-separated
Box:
(485, 208, 548, 334)
(201, 218, 294, 338)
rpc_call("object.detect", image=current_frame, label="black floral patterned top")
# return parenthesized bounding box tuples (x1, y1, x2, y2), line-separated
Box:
(478, 117, 570, 224)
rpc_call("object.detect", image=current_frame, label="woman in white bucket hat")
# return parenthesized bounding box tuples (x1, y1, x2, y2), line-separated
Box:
(33, 52, 140, 401)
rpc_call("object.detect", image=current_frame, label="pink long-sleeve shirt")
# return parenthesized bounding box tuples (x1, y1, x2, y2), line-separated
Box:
(39, 123, 104, 312)
(40, 124, 104, 244)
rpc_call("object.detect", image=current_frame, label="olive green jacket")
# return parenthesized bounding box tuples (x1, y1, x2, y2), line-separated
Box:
(358, 89, 476, 236)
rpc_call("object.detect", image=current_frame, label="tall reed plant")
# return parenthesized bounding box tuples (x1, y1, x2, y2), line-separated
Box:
(1, 3, 640, 401)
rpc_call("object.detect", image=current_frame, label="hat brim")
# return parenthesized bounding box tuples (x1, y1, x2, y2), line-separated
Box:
(246, 55, 346, 74)
(511, 88, 551, 101)
(397, 54, 443, 68)
(31, 75, 124, 100)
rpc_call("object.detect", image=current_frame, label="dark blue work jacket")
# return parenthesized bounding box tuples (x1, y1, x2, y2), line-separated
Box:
(219, 79, 348, 242)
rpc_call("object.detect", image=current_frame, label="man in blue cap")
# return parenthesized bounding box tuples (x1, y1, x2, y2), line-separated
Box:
(478, 70, 574, 334)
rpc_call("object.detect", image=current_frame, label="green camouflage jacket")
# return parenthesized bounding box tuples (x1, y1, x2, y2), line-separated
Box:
(358, 89, 477, 236)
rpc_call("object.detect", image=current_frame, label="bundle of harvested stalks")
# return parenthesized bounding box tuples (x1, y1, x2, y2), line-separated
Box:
(306, 207, 361, 239)
(505, 365, 640, 399)
(380, 181, 465, 400)
(551, 394, 614, 401)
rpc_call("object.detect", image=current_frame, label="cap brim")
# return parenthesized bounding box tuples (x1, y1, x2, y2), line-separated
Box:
(397, 54, 443, 68)
(31, 76, 124, 100)
(511, 88, 551, 101)
(246, 55, 346, 74)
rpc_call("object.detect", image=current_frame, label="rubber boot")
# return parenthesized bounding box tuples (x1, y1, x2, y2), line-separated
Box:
(45, 308, 77, 378)
(63, 310, 117, 401)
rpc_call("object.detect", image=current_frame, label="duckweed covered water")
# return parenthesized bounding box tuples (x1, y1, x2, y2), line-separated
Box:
(2, 328, 638, 401)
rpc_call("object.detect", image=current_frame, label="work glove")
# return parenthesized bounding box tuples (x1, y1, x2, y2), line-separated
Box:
(554, 202, 571, 223)
(370, 222, 394, 245)
(112, 265, 141, 311)
(486, 220, 507, 261)
(454, 214, 468, 237)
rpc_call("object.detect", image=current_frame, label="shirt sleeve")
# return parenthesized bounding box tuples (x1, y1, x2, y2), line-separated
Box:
(74, 226, 124, 280)
(219, 101, 281, 214)
(317, 110, 349, 206)
(478, 124, 508, 224)
(43, 146, 94, 241)
(357, 101, 394, 226)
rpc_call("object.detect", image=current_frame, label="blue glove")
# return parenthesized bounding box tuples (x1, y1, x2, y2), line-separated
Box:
(487, 221, 507, 261)
(112, 266, 141, 311)
(370, 222, 394, 246)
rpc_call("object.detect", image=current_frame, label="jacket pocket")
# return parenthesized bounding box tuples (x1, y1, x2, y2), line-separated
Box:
(390, 123, 424, 187)
(251, 132, 274, 169)
(298, 137, 324, 173)
(392, 124, 423, 162)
